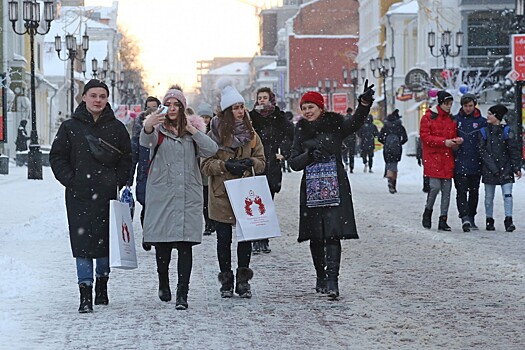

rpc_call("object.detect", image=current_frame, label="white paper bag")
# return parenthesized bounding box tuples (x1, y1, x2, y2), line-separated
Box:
(109, 200, 138, 269)
(224, 175, 281, 242)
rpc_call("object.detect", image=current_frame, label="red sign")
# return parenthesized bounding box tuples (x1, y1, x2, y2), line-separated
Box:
(332, 93, 348, 115)
(512, 34, 525, 81)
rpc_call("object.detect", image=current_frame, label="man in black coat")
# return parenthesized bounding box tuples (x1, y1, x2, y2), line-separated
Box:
(341, 108, 357, 173)
(250, 87, 294, 254)
(50, 79, 132, 313)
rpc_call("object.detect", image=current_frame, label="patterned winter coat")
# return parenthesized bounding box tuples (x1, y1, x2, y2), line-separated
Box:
(50, 102, 132, 258)
(289, 104, 370, 243)
(420, 105, 457, 179)
(140, 115, 218, 245)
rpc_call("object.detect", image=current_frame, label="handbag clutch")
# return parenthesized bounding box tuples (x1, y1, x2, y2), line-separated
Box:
(85, 134, 123, 166)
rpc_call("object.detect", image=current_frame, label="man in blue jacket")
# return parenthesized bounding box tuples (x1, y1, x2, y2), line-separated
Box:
(454, 94, 487, 232)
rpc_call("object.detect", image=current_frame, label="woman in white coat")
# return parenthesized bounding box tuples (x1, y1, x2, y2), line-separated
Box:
(140, 85, 218, 309)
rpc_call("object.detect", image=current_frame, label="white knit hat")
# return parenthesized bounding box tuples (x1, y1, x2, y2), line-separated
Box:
(217, 77, 245, 111)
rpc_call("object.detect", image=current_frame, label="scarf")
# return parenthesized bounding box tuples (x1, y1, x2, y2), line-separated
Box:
(257, 104, 275, 117)
(210, 117, 252, 153)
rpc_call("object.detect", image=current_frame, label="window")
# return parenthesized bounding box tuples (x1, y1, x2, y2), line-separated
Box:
(467, 10, 511, 67)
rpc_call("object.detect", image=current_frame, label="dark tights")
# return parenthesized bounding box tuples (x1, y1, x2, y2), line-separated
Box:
(216, 222, 252, 272)
(155, 242, 193, 286)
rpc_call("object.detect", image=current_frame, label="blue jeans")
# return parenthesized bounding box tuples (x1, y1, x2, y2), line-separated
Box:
(484, 183, 513, 218)
(76, 257, 110, 286)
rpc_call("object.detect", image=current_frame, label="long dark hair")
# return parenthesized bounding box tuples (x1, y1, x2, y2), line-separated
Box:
(217, 107, 254, 146)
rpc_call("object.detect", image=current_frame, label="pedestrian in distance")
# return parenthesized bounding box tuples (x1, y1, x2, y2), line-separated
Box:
(289, 80, 375, 300)
(479, 104, 521, 232)
(249, 87, 294, 254)
(49, 79, 132, 313)
(378, 109, 408, 194)
(453, 93, 487, 232)
(127, 96, 162, 250)
(200, 78, 265, 299)
(280, 111, 294, 173)
(197, 101, 217, 236)
(15, 119, 30, 166)
(415, 134, 430, 193)
(357, 114, 379, 173)
(420, 91, 463, 231)
(341, 107, 357, 173)
(140, 85, 218, 310)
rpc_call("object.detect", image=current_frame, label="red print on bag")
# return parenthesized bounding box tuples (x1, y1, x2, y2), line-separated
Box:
(121, 221, 130, 242)
(244, 190, 265, 216)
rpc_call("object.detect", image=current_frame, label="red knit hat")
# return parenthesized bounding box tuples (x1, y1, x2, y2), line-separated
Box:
(300, 91, 324, 110)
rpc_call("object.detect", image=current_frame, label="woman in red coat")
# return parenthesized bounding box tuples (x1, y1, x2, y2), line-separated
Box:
(420, 91, 463, 231)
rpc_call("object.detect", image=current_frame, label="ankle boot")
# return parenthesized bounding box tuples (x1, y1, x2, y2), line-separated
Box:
(504, 216, 515, 232)
(158, 270, 171, 302)
(486, 217, 495, 231)
(392, 172, 398, 193)
(438, 215, 451, 231)
(326, 244, 341, 300)
(78, 283, 93, 313)
(310, 244, 327, 293)
(175, 284, 189, 310)
(235, 267, 254, 298)
(218, 270, 234, 298)
(94, 277, 109, 305)
(422, 208, 432, 229)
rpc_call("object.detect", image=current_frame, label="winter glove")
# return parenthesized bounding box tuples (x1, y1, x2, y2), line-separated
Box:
(224, 159, 246, 176)
(309, 149, 324, 163)
(238, 158, 253, 168)
(358, 79, 375, 106)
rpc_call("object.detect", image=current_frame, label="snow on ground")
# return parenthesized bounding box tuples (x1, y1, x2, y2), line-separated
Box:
(0, 152, 524, 349)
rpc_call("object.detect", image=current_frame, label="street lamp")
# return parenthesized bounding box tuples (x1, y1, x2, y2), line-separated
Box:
(91, 58, 98, 78)
(54, 32, 89, 115)
(109, 70, 116, 105)
(9, 0, 55, 180)
(318, 78, 337, 111)
(370, 56, 395, 121)
(428, 29, 463, 69)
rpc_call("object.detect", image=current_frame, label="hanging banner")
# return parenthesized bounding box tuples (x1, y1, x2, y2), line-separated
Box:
(511, 34, 525, 81)
(332, 93, 347, 115)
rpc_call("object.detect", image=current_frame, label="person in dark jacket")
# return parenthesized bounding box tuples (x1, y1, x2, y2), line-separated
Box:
(49, 79, 132, 313)
(453, 94, 487, 231)
(341, 108, 357, 173)
(15, 119, 30, 166)
(289, 81, 374, 300)
(280, 111, 294, 173)
(357, 114, 378, 173)
(249, 87, 294, 254)
(479, 104, 521, 232)
(378, 109, 408, 193)
(420, 91, 463, 231)
(128, 96, 161, 250)
(416, 134, 430, 193)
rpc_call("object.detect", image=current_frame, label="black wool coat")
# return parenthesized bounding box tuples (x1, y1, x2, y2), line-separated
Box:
(479, 124, 521, 185)
(250, 106, 294, 194)
(289, 104, 370, 242)
(378, 118, 408, 163)
(50, 102, 132, 258)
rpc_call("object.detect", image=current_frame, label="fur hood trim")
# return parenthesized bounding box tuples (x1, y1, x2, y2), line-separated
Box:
(187, 114, 207, 133)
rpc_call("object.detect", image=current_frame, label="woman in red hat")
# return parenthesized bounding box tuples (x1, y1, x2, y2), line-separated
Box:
(289, 80, 375, 299)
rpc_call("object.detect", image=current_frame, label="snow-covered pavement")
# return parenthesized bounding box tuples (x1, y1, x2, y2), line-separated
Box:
(1, 153, 524, 349)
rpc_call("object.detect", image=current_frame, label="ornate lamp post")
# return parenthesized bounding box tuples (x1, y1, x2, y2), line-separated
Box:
(54, 32, 89, 115)
(370, 56, 395, 121)
(9, 0, 55, 180)
(428, 29, 463, 69)
(109, 70, 116, 105)
(317, 78, 337, 111)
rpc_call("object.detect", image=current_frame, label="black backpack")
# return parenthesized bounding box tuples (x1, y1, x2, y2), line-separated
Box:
(385, 133, 402, 159)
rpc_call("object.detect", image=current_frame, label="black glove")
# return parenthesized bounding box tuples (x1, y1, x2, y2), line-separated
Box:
(239, 158, 253, 168)
(358, 79, 375, 105)
(224, 159, 246, 176)
(309, 148, 323, 163)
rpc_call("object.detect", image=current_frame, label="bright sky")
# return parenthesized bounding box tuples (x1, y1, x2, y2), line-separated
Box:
(85, 0, 282, 96)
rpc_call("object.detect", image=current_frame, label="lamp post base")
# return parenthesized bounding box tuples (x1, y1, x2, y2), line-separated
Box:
(27, 144, 43, 180)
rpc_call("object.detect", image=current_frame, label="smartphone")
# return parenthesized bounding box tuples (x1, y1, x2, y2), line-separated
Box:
(158, 105, 168, 114)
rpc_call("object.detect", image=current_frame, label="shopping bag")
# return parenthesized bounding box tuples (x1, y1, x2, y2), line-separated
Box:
(305, 157, 340, 208)
(109, 199, 138, 269)
(224, 175, 281, 242)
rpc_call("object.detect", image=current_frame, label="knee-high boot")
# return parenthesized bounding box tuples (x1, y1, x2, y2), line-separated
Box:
(326, 243, 341, 299)
(156, 245, 172, 302)
(309, 243, 327, 293)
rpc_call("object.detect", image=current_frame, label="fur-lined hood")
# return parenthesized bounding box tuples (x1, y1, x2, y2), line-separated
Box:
(186, 113, 207, 133)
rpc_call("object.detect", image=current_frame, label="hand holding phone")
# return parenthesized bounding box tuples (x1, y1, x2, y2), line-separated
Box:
(158, 105, 169, 114)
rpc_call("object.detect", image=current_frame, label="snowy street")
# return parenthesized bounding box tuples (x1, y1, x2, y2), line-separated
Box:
(1, 153, 524, 350)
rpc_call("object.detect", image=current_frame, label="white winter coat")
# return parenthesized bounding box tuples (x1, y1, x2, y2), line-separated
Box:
(140, 115, 218, 244)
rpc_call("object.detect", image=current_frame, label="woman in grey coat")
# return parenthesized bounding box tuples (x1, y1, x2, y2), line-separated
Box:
(140, 86, 218, 310)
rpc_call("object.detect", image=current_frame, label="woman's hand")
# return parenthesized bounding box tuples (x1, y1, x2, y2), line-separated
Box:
(358, 79, 375, 106)
(143, 109, 166, 133)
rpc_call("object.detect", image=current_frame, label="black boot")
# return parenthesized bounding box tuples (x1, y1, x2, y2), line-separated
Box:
(175, 284, 189, 310)
(326, 244, 341, 300)
(235, 267, 254, 298)
(158, 271, 171, 302)
(461, 216, 471, 233)
(422, 208, 432, 229)
(203, 224, 212, 236)
(486, 218, 495, 231)
(504, 216, 515, 232)
(142, 237, 152, 251)
(252, 241, 261, 255)
(94, 277, 109, 305)
(438, 215, 451, 231)
(218, 271, 234, 298)
(261, 239, 271, 254)
(78, 283, 93, 313)
(310, 243, 327, 294)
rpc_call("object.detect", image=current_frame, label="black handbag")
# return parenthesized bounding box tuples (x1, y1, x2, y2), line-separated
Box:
(84, 131, 123, 167)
